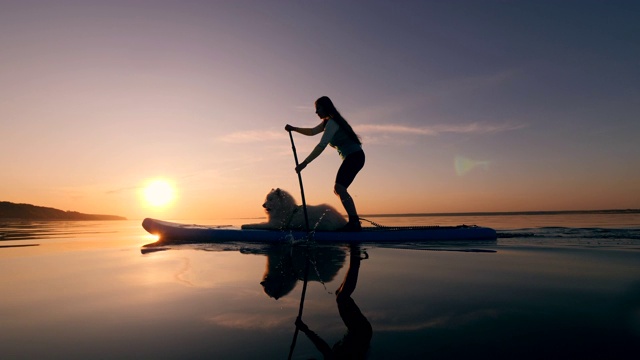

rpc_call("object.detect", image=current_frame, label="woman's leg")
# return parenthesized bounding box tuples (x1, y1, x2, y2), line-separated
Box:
(334, 183, 358, 217)
(335, 151, 365, 230)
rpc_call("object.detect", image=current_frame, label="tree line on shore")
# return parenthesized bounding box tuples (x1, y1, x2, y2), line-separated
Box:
(0, 201, 125, 220)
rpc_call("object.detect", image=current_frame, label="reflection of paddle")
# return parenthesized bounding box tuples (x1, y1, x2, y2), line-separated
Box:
(288, 130, 310, 232)
(287, 255, 310, 360)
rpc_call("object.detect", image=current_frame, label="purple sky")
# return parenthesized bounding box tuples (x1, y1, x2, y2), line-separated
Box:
(1, 0, 638, 219)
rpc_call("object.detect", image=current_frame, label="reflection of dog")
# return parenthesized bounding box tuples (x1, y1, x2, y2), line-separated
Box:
(242, 188, 347, 231)
(260, 244, 346, 299)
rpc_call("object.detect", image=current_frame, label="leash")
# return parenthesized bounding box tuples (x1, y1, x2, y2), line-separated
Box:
(359, 217, 477, 230)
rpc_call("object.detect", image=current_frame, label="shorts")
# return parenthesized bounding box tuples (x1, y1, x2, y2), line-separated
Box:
(336, 150, 365, 188)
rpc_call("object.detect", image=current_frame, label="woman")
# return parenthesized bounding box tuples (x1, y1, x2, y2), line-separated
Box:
(285, 96, 365, 231)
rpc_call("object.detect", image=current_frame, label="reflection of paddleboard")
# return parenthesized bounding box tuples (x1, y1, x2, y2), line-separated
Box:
(142, 218, 497, 244)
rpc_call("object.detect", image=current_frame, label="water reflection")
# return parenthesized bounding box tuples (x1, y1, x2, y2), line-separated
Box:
(144, 241, 373, 359)
(3, 219, 639, 359)
(138, 235, 640, 359)
(144, 241, 348, 299)
(258, 244, 346, 300)
(293, 244, 372, 359)
(0, 220, 119, 240)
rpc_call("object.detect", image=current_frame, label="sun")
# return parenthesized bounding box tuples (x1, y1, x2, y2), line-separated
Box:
(143, 179, 175, 207)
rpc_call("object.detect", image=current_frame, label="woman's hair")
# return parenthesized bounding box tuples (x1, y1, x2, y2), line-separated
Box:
(315, 96, 362, 145)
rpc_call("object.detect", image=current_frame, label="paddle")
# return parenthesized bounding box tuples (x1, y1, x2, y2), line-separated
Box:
(287, 130, 312, 360)
(288, 130, 310, 232)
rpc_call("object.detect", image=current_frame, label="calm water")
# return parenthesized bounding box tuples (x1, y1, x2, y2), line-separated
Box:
(1, 212, 639, 359)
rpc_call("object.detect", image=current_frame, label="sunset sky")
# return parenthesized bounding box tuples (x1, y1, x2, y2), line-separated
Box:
(1, 1, 638, 220)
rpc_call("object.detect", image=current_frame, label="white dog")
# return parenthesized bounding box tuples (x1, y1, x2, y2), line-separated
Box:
(242, 188, 347, 231)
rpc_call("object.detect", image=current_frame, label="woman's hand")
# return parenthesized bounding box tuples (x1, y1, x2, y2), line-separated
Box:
(295, 161, 307, 173)
(285, 124, 295, 132)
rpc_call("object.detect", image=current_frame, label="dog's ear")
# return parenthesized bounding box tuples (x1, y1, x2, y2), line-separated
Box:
(275, 188, 282, 196)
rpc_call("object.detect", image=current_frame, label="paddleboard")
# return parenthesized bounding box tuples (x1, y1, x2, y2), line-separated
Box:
(142, 218, 497, 244)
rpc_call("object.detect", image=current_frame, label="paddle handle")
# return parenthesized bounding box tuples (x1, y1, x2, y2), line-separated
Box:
(288, 131, 310, 232)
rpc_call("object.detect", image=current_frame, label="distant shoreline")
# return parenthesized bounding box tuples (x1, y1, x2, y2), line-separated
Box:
(0, 201, 126, 221)
(362, 209, 640, 218)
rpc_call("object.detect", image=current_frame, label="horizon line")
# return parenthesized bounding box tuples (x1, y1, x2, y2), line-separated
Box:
(359, 209, 640, 218)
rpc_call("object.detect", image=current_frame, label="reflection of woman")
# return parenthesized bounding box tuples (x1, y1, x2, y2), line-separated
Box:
(295, 244, 372, 359)
(285, 96, 365, 231)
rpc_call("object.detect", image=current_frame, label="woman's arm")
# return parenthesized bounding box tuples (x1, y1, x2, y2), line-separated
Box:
(294, 120, 339, 172)
(302, 120, 338, 163)
(295, 318, 333, 357)
(285, 122, 325, 136)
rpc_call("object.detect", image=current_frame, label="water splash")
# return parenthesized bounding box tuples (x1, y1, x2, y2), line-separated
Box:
(285, 207, 330, 244)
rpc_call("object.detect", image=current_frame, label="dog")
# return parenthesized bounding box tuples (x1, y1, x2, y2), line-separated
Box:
(241, 188, 347, 231)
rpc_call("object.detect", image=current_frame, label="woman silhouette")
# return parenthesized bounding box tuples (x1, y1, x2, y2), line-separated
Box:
(285, 96, 365, 231)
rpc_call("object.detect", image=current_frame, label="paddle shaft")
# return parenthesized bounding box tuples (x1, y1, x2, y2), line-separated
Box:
(287, 258, 310, 360)
(288, 130, 310, 232)
(287, 130, 312, 359)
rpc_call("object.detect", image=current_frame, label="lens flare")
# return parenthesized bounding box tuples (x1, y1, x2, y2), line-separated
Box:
(455, 156, 490, 176)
